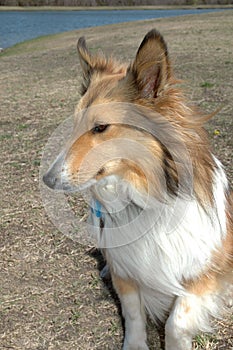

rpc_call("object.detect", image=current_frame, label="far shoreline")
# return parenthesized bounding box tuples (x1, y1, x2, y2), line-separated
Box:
(0, 4, 233, 11)
(2, 7, 232, 51)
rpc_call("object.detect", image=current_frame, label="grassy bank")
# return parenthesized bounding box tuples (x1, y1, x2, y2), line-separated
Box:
(0, 10, 232, 350)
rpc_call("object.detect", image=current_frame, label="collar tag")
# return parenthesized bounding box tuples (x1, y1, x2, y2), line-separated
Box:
(91, 199, 102, 218)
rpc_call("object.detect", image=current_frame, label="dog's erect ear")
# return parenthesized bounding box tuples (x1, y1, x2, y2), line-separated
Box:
(130, 29, 172, 98)
(77, 37, 94, 95)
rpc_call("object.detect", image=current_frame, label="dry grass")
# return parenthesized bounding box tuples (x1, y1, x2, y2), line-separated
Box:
(0, 10, 232, 349)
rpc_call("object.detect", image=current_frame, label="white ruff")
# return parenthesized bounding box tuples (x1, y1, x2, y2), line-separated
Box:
(88, 159, 228, 322)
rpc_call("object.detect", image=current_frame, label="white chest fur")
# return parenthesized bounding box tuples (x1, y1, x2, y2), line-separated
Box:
(88, 161, 228, 319)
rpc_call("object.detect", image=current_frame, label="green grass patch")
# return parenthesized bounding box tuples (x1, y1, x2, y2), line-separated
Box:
(70, 309, 81, 324)
(0, 134, 13, 141)
(18, 123, 29, 131)
(0, 32, 66, 57)
(200, 81, 215, 88)
(194, 333, 217, 347)
(10, 162, 22, 169)
(33, 159, 41, 167)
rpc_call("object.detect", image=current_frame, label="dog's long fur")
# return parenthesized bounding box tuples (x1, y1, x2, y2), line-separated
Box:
(43, 30, 233, 349)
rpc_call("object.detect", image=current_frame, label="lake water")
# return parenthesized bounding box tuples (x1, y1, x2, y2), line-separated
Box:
(0, 8, 227, 49)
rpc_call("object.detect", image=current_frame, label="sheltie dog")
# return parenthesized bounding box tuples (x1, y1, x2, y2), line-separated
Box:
(43, 29, 233, 349)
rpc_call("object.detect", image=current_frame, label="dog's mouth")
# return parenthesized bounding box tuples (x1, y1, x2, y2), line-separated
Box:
(42, 152, 117, 194)
(42, 150, 97, 193)
(43, 172, 97, 193)
(43, 166, 98, 194)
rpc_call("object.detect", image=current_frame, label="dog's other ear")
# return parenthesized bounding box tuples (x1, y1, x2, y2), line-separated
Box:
(77, 37, 93, 95)
(131, 29, 172, 98)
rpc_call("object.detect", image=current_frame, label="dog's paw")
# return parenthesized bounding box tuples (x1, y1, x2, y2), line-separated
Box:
(123, 342, 149, 350)
(123, 347, 149, 350)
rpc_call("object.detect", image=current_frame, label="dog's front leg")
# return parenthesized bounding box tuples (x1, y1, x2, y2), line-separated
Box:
(165, 295, 209, 350)
(112, 273, 149, 350)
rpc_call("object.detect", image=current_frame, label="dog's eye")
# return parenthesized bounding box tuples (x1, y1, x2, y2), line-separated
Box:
(92, 124, 109, 134)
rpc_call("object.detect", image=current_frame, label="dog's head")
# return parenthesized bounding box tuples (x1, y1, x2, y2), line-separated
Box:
(43, 29, 212, 204)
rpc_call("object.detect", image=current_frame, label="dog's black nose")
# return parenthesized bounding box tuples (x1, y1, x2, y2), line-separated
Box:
(42, 151, 66, 190)
(43, 172, 58, 189)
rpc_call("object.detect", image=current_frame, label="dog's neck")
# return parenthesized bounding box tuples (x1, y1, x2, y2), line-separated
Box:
(87, 174, 183, 249)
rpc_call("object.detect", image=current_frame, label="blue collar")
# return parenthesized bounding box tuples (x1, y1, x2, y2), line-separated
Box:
(91, 199, 102, 218)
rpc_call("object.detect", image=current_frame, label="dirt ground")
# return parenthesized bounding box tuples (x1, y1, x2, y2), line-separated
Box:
(0, 10, 232, 350)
